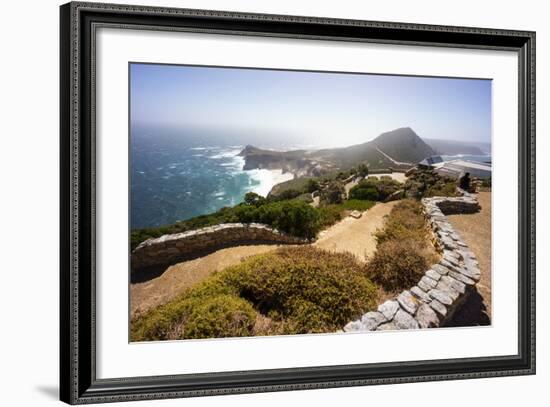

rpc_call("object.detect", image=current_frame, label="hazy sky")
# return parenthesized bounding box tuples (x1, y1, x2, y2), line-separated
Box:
(130, 63, 492, 148)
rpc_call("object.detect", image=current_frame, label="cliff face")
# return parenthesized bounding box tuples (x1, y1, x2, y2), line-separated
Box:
(239, 127, 434, 175)
(238, 145, 334, 177)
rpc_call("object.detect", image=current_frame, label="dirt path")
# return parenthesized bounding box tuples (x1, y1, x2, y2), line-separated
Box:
(313, 201, 398, 261)
(131, 201, 397, 317)
(446, 191, 492, 325)
(130, 245, 289, 318)
(344, 178, 361, 197)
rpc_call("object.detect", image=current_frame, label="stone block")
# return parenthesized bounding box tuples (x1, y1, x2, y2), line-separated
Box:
(397, 290, 420, 315)
(429, 299, 448, 319)
(428, 289, 453, 306)
(377, 300, 400, 321)
(448, 270, 476, 286)
(420, 276, 438, 289)
(425, 269, 442, 281)
(415, 303, 440, 328)
(393, 309, 420, 329)
(410, 286, 431, 303)
(361, 312, 386, 330)
(432, 264, 450, 276)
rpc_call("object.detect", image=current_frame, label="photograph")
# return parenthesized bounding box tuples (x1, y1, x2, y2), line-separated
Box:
(128, 63, 493, 341)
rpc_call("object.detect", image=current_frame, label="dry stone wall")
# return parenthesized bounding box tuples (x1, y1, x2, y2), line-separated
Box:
(131, 223, 308, 274)
(344, 189, 482, 332)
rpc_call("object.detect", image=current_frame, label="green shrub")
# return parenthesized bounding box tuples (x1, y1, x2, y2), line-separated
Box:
(255, 200, 320, 239)
(130, 274, 238, 341)
(243, 192, 267, 207)
(320, 181, 345, 204)
(182, 294, 257, 339)
(293, 192, 314, 204)
(349, 185, 379, 201)
(349, 177, 401, 201)
(305, 178, 320, 193)
(341, 199, 376, 211)
(272, 188, 303, 201)
(131, 247, 379, 340)
(356, 163, 369, 178)
(366, 199, 438, 292)
(366, 238, 431, 291)
(425, 182, 458, 197)
(132, 198, 321, 249)
(223, 247, 378, 334)
(375, 200, 427, 244)
(316, 204, 344, 229)
(404, 169, 458, 199)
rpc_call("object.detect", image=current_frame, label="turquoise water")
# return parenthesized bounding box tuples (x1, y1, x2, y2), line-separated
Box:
(130, 127, 294, 229)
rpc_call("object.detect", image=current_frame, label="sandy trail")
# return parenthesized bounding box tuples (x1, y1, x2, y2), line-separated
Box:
(131, 201, 397, 317)
(446, 191, 492, 325)
(313, 201, 398, 261)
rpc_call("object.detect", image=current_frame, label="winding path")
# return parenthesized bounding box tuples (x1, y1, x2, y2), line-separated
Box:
(131, 201, 397, 317)
(313, 201, 398, 261)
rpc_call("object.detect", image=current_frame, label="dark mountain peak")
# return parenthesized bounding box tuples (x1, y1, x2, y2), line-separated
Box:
(371, 127, 435, 163)
(374, 127, 419, 142)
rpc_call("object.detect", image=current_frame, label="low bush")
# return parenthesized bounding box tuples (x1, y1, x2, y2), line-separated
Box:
(349, 185, 378, 201)
(182, 294, 257, 339)
(375, 199, 427, 245)
(131, 198, 321, 249)
(131, 246, 379, 340)
(224, 247, 378, 333)
(316, 204, 344, 229)
(366, 239, 431, 291)
(253, 200, 320, 239)
(404, 169, 458, 199)
(349, 177, 402, 202)
(366, 199, 439, 291)
(320, 181, 345, 204)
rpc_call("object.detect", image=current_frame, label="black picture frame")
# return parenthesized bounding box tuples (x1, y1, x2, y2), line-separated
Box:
(60, 1, 536, 404)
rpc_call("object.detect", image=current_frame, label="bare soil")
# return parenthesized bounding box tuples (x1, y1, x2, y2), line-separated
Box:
(313, 201, 398, 262)
(446, 191, 492, 325)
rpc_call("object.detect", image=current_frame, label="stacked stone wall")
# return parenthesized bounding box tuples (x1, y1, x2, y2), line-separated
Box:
(344, 189, 482, 331)
(131, 223, 308, 273)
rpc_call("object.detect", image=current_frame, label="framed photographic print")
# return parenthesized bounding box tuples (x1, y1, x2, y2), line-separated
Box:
(60, 1, 536, 404)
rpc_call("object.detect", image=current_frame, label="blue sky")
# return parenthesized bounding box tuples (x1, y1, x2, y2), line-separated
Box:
(130, 63, 492, 148)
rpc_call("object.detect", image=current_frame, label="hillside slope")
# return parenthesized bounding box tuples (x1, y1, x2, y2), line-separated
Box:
(240, 127, 434, 175)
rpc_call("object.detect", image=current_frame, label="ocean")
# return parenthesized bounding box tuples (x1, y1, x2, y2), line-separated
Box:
(130, 127, 294, 229)
(441, 154, 492, 164)
(131, 127, 492, 230)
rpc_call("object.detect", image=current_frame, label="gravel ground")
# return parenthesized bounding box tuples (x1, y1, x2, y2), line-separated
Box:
(446, 191, 492, 326)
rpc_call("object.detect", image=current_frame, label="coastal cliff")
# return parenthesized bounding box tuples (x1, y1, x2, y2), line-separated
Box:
(238, 127, 436, 177)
